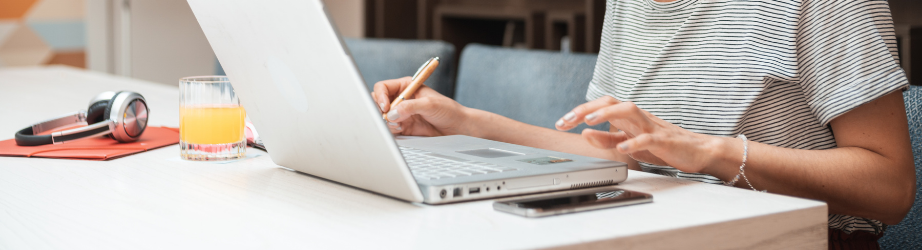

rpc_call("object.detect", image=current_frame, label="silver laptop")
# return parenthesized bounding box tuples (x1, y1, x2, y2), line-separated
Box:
(187, 0, 628, 204)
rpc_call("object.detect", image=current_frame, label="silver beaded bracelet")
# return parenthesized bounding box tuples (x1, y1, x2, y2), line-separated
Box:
(723, 134, 766, 192)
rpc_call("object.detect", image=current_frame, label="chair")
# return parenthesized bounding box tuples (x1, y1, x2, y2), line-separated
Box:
(343, 38, 456, 98)
(880, 85, 922, 249)
(454, 44, 607, 132)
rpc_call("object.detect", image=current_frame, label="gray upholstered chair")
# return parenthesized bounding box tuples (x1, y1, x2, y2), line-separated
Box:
(880, 85, 922, 249)
(454, 44, 607, 133)
(343, 38, 456, 98)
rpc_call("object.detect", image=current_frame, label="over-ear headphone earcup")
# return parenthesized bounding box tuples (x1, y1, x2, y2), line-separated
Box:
(102, 91, 125, 124)
(86, 100, 109, 124)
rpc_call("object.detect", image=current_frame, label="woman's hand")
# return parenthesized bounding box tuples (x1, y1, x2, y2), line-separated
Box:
(554, 96, 738, 174)
(371, 77, 474, 137)
(554, 94, 916, 224)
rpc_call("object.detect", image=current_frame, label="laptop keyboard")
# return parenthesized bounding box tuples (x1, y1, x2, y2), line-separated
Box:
(399, 146, 519, 180)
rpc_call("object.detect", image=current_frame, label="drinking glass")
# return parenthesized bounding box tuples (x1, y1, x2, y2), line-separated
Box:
(179, 76, 246, 161)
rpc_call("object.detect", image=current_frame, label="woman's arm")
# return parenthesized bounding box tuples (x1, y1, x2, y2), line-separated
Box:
(376, 77, 914, 224)
(372, 77, 640, 168)
(559, 92, 916, 224)
(708, 91, 916, 224)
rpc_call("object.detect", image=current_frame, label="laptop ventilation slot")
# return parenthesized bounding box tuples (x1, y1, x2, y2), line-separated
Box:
(570, 180, 614, 189)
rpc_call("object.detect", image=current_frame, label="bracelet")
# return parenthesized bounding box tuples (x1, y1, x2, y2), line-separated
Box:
(723, 134, 766, 192)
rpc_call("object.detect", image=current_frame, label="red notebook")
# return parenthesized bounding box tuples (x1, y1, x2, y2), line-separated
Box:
(0, 126, 180, 160)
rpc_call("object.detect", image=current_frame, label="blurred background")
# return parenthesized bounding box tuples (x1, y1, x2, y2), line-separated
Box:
(0, 0, 920, 86)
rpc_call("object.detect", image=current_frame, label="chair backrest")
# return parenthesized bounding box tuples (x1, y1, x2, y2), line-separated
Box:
(343, 38, 456, 98)
(880, 85, 922, 249)
(454, 44, 607, 132)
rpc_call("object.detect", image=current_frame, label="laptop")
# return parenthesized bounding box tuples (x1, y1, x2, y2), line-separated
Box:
(187, 0, 628, 204)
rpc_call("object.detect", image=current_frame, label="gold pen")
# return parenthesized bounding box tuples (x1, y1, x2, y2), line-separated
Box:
(384, 57, 440, 120)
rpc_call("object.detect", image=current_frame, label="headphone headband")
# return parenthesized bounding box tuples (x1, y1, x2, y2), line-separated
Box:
(30, 111, 86, 135)
(14, 121, 113, 146)
(14, 91, 149, 146)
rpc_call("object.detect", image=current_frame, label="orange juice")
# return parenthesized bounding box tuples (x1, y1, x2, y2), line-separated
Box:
(180, 106, 246, 144)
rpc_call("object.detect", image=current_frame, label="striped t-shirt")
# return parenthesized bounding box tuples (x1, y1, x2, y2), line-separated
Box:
(586, 0, 909, 234)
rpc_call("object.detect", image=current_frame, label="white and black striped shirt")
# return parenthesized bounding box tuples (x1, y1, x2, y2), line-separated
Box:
(587, 0, 908, 234)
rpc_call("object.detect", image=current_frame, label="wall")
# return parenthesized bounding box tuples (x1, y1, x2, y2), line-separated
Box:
(0, 0, 86, 68)
(85, 0, 222, 85)
(1, 0, 363, 73)
(83, 0, 365, 86)
(127, 0, 216, 85)
(322, 0, 364, 38)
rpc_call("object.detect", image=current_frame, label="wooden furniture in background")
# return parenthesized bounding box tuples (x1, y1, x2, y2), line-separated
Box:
(365, 0, 605, 53)
(368, 0, 922, 86)
(911, 27, 921, 86)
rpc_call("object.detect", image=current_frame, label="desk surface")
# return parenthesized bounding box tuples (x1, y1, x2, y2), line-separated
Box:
(0, 67, 828, 250)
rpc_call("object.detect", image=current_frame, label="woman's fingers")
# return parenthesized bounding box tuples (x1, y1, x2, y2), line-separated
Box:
(387, 97, 434, 123)
(409, 84, 440, 99)
(373, 76, 412, 112)
(581, 129, 630, 149)
(616, 133, 659, 154)
(583, 102, 651, 131)
(555, 96, 621, 131)
(387, 121, 403, 134)
(555, 97, 619, 128)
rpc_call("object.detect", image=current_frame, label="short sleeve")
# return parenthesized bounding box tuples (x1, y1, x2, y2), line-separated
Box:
(795, 0, 909, 126)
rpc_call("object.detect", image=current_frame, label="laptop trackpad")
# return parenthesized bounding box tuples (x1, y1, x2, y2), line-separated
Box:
(426, 153, 469, 162)
(457, 148, 525, 158)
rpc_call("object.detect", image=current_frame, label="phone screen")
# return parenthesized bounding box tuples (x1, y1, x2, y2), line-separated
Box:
(514, 189, 651, 210)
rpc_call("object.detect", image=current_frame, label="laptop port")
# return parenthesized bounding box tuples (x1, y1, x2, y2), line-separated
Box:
(469, 187, 481, 194)
(453, 187, 462, 197)
(440, 189, 447, 199)
(497, 186, 501, 191)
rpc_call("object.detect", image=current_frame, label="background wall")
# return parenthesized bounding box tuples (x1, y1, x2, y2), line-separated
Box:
(323, 0, 364, 38)
(127, 0, 217, 85)
(0, 0, 917, 85)
(82, 0, 363, 86)
(0, 0, 363, 85)
(0, 0, 86, 68)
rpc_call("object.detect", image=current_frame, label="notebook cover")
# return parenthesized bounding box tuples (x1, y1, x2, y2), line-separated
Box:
(0, 126, 180, 160)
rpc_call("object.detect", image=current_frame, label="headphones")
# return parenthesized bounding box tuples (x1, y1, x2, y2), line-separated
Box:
(15, 91, 150, 146)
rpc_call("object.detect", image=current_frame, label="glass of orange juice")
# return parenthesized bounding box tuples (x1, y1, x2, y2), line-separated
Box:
(179, 76, 246, 161)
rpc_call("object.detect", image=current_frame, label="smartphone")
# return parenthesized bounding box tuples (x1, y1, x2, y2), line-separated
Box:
(493, 186, 653, 218)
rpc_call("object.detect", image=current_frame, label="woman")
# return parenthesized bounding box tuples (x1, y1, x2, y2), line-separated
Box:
(372, 0, 915, 248)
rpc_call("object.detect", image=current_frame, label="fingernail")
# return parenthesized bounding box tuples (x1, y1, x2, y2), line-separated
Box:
(586, 113, 598, 121)
(387, 110, 400, 121)
(619, 144, 629, 151)
(396, 126, 403, 131)
(563, 112, 576, 121)
(379, 102, 387, 111)
(388, 122, 399, 127)
(556, 119, 565, 127)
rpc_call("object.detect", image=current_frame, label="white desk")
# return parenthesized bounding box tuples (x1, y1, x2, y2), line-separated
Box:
(0, 67, 828, 249)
